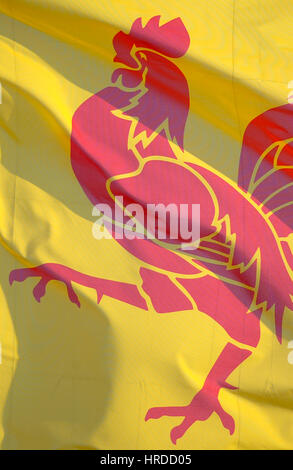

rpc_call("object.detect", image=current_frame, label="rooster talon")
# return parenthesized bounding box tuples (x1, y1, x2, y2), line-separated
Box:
(72, 298, 81, 308)
(9, 272, 15, 286)
(216, 405, 235, 435)
(145, 407, 169, 421)
(66, 283, 81, 308)
(225, 416, 235, 435)
(32, 278, 48, 303)
(145, 408, 156, 421)
(170, 425, 185, 445)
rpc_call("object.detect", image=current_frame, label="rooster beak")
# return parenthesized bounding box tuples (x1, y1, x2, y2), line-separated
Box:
(113, 54, 127, 66)
(113, 53, 138, 69)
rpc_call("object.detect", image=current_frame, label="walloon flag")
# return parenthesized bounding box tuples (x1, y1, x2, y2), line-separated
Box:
(0, 0, 293, 450)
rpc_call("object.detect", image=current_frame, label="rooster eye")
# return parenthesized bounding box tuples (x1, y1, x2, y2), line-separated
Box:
(138, 52, 147, 62)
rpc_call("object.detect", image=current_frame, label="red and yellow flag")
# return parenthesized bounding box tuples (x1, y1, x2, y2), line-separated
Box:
(1, 0, 293, 450)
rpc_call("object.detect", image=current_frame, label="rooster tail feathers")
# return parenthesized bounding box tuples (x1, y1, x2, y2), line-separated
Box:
(239, 103, 293, 342)
(238, 104, 293, 239)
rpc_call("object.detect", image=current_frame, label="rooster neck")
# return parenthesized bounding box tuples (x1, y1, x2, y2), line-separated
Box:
(107, 83, 179, 160)
(109, 50, 190, 159)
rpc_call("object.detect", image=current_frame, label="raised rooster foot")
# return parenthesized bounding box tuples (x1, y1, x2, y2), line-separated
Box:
(145, 387, 235, 444)
(10, 264, 83, 307)
(9, 263, 147, 309)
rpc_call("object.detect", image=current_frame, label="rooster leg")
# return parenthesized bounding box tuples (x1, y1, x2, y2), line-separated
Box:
(145, 342, 251, 444)
(9, 263, 147, 309)
(140, 267, 193, 312)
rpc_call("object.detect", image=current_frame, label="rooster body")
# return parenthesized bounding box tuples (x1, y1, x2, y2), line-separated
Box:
(10, 17, 293, 444)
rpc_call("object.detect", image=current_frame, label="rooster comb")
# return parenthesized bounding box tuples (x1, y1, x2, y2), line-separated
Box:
(130, 16, 189, 57)
(113, 16, 190, 64)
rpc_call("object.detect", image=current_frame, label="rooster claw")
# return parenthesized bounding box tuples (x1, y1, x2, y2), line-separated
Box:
(9, 266, 81, 308)
(145, 388, 235, 443)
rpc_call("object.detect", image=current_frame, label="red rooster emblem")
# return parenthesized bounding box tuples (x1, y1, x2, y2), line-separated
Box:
(9, 16, 293, 445)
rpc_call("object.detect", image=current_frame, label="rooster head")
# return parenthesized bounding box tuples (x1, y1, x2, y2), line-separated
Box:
(111, 16, 190, 149)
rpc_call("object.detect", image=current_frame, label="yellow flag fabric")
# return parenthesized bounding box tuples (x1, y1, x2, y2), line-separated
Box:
(1, 0, 293, 450)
